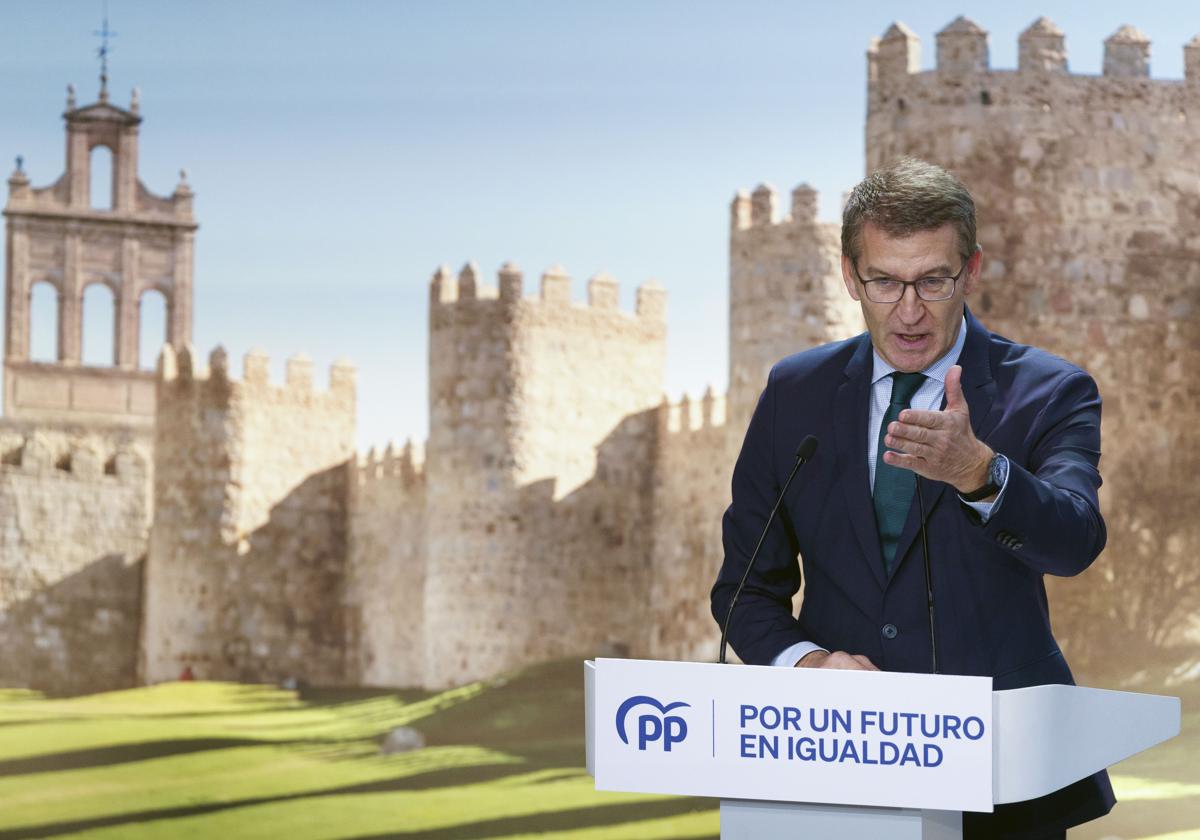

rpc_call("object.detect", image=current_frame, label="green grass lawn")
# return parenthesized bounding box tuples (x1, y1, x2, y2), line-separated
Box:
(0, 660, 1194, 839)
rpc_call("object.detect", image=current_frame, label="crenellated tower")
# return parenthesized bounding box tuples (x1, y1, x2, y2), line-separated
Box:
(727, 182, 864, 431)
(421, 262, 667, 687)
(866, 17, 1200, 663)
(3, 84, 196, 427)
(141, 345, 356, 684)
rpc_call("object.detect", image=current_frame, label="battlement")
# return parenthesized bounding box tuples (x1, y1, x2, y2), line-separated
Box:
(156, 344, 356, 404)
(731, 182, 824, 231)
(0, 432, 147, 479)
(868, 16, 1200, 85)
(353, 438, 425, 488)
(659, 386, 728, 434)
(429, 261, 666, 323)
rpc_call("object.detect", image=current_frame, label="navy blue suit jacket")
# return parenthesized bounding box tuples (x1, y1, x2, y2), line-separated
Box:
(711, 309, 1115, 837)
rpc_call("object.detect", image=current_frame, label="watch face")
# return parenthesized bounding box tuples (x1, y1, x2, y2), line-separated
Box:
(989, 454, 1006, 487)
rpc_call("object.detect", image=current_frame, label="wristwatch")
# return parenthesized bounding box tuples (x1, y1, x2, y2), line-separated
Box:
(961, 452, 1007, 502)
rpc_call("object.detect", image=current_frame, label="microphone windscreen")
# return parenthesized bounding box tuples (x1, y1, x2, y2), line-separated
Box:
(795, 435, 818, 462)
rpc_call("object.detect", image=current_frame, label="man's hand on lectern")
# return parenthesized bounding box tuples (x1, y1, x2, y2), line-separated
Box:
(796, 650, 880, 670)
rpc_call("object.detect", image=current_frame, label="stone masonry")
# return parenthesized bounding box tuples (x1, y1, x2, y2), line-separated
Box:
(3, 18, 1198, 693)
(141, 345, 356, 684)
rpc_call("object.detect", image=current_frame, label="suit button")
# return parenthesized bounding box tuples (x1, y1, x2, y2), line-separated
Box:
(881, 623, 898, 640)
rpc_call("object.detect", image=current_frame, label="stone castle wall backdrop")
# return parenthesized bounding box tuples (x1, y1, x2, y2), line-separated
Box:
(2, 17, 1197, 693)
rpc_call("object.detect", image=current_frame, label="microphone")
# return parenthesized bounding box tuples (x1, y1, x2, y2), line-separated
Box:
(914, 478, 939, 674)
(719, 435, 819, 665)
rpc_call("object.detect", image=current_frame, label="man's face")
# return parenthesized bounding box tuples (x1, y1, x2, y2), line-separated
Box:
(840, 221, 981, 373)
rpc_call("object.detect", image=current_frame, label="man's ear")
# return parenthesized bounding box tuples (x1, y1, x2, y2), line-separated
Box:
(963, 245, 983, 295)
(841, 255, 861, 301)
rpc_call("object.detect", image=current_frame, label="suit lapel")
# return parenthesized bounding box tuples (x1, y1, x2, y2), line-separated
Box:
(888, 307, 999, 580)
(835, 333, 888, 590)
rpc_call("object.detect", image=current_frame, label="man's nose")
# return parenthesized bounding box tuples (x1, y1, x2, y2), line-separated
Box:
(896, 283, 925, 322)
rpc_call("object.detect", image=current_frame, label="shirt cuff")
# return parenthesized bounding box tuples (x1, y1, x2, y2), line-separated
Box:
(771, 641, 829, 668)
(959, 453, 1010, 524)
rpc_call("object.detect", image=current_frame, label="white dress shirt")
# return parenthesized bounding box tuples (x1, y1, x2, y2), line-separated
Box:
(771, 317, 1010, 667)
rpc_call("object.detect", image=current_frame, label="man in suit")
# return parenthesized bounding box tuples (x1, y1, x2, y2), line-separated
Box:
(711, 158, 1114, 838)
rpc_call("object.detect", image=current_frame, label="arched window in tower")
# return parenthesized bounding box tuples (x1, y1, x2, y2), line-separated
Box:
(28, 281, 60, 362)
(82, 281, 117, 366)
(138, 288, 168, 370)
(89, 145, 114, 210)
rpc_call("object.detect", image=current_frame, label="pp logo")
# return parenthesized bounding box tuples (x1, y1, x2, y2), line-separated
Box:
(615, 695, 690, 752)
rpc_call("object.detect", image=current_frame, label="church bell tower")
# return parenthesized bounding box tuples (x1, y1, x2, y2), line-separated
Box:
(3, 68, 197, 426)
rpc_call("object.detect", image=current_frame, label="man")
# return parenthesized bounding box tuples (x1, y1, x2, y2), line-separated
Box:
(711, 158, 1114, 838)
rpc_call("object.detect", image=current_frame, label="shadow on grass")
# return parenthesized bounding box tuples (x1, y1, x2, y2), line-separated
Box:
(0, 738, 277, 776)
(0, 755, 615, 839)
(0, 791, 716, 840)
(348, 797, 717, 840)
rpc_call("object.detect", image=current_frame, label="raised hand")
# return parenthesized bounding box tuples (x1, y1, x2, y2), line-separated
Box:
(881, 364, 994, 496)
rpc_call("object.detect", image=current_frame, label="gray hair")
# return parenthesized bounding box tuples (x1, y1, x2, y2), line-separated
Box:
(841, 157, 978, 265)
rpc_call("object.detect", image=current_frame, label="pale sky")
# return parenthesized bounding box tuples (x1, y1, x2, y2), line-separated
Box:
(3, 1, 1194, 450)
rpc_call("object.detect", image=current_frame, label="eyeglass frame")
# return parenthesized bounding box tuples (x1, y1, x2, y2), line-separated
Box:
(850, 257, 970, 304)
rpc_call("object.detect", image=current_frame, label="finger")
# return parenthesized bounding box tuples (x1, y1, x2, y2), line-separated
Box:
(882, 450, 931, 476)
(896, 409, 945, 429)
(885, 434, 932, 459)
(824, 652, 864, 670)
(851, 654, 880, 671)
(945, 365, 967, 412)
(888, 421, 930, 443)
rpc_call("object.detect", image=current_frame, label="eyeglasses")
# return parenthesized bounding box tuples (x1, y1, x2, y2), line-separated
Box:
(852, 260, 968, 304)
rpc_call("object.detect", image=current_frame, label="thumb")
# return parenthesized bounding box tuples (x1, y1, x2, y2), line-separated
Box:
(945, 365, 967, 412)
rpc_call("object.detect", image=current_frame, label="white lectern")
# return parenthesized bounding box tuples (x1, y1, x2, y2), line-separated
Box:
(584, 658, 1179, 839)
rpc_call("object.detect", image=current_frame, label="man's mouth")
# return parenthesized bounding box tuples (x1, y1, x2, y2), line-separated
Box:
(895, 333, 929, 349)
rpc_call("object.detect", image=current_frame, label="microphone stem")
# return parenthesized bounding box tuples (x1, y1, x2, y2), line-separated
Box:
(916, 478, 939, 674)
(719, 451, 808, 665)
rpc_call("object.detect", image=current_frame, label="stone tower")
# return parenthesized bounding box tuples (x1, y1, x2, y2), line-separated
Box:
(421, 263, 667, 688)
(3, 83, 196, 427)
(727, 183, 863, 432)
(865, 17, 1200, 663)
(141, 345, 357, 684)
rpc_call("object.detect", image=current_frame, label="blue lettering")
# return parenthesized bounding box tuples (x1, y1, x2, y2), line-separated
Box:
(832, 708, 852, 733)
(899, 743, 920, 766)
(740, 704, 758, 728)
(638, 714, 662, 750)
(921, 713, 940, 739)
(818, 737, 838, 761)
(862, 740, 878, 765)
(741, 733, 756, 758)
(880, 741, 899, 765)
(943, 715, 962, 739)
(760, 705, 781, 729)
(964, 716, 986, 740)
(924, 744, 944, 767)
(796, 736, 816, 760)
(759, 734, 779, 759)
(879, 711, 898, 736)
(861, 710, 877, 733)
(783, 705, 803, 731)
(839, 739, 859, 763)
(664, 715, 687, 751)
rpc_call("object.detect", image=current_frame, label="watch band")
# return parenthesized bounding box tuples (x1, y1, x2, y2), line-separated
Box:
(961, 453, 1003, 502)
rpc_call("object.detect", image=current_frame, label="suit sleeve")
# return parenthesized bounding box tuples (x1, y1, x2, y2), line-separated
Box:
(963, 370, 1107, 577)
(710, 366, 810, 665)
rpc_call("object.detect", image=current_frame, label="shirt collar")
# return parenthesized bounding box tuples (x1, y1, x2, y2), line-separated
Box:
(870, 315, 968, 386)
